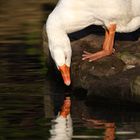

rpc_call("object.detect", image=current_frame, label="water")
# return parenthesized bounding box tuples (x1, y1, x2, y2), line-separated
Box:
(1, 93, 140, 140)
(0, 1, 140, 140)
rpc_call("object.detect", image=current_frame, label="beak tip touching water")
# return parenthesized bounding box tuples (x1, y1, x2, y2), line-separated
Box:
(65, 80, 71, 86)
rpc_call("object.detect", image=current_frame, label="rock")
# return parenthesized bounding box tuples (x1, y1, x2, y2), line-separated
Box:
(131, 76, 140, 102)
(43, 26, 140, 104)
(86, 66, 140, 104)
(116, 51, 140, 70)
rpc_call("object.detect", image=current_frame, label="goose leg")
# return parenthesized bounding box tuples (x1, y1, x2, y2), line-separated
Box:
(82, 24, 116, 62)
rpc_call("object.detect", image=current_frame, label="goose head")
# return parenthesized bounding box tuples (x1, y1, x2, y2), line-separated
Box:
(50, 48, 71, 86)
(46, 15, 72, 86)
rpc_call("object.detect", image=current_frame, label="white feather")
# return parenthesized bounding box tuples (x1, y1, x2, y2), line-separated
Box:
(46, 0, 140, 66)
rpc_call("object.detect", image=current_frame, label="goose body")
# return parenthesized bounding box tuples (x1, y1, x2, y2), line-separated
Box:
(48, 0, 140, 33)
(46, 0, 140, 85)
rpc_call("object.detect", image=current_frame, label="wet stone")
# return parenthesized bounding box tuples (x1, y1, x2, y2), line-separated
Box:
(131, 76, 140, 100)
(43, 28, 140, 104)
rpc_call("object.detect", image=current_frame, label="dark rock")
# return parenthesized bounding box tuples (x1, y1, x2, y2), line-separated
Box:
(86, 66, 140, 104)
(43, 26, 140, 104)
(131, 76, 140, 102)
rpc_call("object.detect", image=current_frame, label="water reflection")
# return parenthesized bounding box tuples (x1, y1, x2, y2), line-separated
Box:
(49, 97, 73, 140)
(50, 114, 73, 140)
(49, 97, 116, 140)
(45, 91, 140, 140)
(83, 119, 115, 140)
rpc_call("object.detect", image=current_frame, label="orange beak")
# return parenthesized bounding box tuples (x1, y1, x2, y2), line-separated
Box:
(58, 64, 71, 86)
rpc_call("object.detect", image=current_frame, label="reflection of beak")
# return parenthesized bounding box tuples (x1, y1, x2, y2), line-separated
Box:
(58, 64, 71, 86)
(60, 97, 71, 118)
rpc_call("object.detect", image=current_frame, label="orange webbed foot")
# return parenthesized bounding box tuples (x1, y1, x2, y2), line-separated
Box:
(82, 49, 115, 62)
(82, 24, 116, 62)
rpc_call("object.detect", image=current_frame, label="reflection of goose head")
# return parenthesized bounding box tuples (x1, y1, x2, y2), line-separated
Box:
(49, 114, 73, 140)
(49, 97, 73, 140)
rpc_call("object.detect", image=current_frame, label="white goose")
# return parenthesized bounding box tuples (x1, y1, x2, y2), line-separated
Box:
(46, 0, 140, 86)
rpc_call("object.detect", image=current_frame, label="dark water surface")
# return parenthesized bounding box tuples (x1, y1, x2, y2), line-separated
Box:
(0, 1, 140, 140)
